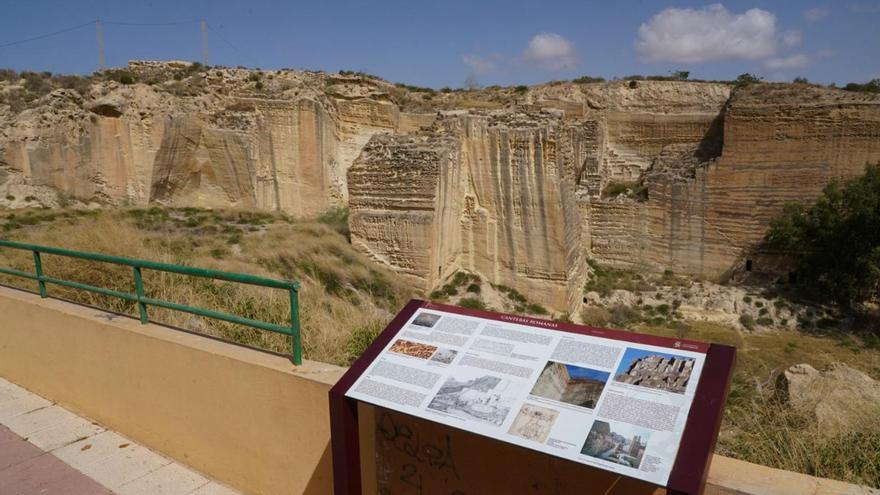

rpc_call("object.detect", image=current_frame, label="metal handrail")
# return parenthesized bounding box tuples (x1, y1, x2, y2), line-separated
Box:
(0, 239, 302, 365)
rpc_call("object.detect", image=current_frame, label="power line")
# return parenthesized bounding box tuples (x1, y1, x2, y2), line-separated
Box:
(205, 23, 244, 55)
(0, 20, 96, 49)
(1, 17, 249, 68)
(101, 19, 201, 27)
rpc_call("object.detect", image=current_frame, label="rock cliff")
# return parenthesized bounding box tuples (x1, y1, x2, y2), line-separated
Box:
(0, 62, 431, 216)
(3, 64, 880, 313)
(349, 81, 880, 311)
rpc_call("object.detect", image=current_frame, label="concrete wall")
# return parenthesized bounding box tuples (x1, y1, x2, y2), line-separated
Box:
(0, 286, 345, 495)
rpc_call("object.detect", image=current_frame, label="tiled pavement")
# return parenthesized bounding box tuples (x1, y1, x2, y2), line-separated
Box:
(0, 377, 241, 495)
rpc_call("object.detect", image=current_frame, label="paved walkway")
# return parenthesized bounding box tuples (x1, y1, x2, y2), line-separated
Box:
(0, 377, 240, 495)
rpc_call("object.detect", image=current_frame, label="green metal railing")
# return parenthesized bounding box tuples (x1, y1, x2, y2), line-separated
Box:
(0, 239, 302, 365)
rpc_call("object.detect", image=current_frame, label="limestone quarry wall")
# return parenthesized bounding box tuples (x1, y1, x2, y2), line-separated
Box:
(589, 85, 880, 278)
(348, 133, 460, 285)
(0, 68, 432, 217)
(5, 71, 880, 313)
(349, 82, 880, 312)
(349, 114, 598, 311)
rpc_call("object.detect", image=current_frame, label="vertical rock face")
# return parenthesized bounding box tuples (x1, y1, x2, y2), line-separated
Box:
(2, 88, 168, 204)
(348, 81, 880, 312)
(348, 133, 460, 284)
(5, 67, 880, 314)
(149, 117, 257, 208)
(348, 113, 596, 309)
(589, 85, 880, 279)
(0, 63, 432, 217)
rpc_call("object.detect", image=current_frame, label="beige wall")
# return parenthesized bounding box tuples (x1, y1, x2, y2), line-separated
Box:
(0, 286, 345, 495)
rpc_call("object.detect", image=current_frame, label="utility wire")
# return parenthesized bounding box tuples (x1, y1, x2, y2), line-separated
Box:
(101, 19, 201, 27)
(206, 23, 243, 55)
(0, 18, 203, 50)
(0, 20, 96, 49)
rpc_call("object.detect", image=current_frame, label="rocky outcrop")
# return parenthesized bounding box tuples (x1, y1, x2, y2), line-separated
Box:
(5, 66, 880, 314)
(349, 112, 594, 309)
(781, 363, 880, 436)
(348, 81, 880, 311)
(589, 85, 880, 279)
(0, 62, 433, 216)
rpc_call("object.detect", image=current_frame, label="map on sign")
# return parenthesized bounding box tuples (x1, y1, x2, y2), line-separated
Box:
(345, 305, 708, 486)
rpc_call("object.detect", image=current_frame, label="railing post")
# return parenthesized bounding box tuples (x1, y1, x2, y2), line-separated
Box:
(289, 283, 302, 366)
(32, 251, 47, 298)
(132, 266, 148, 324)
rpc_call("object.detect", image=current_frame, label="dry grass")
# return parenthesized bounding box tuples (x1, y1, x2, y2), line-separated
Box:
(637, 321, 880, 487)
(0, 207, 415, 366)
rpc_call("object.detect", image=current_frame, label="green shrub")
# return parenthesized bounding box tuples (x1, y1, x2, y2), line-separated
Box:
(458, 297, 486, 310)
(104, 70, 136, 85)
(4, 195, 14, 201)
(514, 85, 528, 93)
(843, 78, 880, 93)
(573, 75, 605, 84)
(740, 313, 756, 330)
(735, 73, 763, 85)
(743, 296, 753, 303)
(757, 317, 774, 326)
(466, 283, 481, 294)
(317, 206, 350, 239)
(610, 305, 642, 327)
(580, 306, 611, 327)
(767, 164, 880, 305)
(346, 320, 385, 364)
(526, 303, 548, 315)
(817, 317, 839, 329)
(602, 181, 637, 198)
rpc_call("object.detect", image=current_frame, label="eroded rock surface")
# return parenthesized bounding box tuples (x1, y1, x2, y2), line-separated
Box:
(0, 62, 430, 217)
(781, 363, 880, 436)
(349, 82, 880, 311)
(4, 65, 880, 314)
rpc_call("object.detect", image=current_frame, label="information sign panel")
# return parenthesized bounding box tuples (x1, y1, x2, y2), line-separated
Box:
(329, 300, 735, 495)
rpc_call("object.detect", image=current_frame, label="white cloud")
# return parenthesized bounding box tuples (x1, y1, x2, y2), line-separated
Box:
(803, 7, 829, 22)
(636, 4, 778, 63)
(763, 53, 812, 70)
(848, 3, 880, 13)
(523, 32, 578, 70)
(762, 48, 832, 71)
(782, 30, 802, 48)
(463, 54, 496, 75)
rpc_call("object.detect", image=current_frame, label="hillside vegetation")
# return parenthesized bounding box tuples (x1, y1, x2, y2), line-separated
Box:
(0, 207, 413, 366)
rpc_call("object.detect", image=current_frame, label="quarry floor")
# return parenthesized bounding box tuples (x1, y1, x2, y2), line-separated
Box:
(0, 377, 240, 495)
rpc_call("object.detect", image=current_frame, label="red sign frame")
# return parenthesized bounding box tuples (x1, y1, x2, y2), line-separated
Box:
(329, 299, 735, 495)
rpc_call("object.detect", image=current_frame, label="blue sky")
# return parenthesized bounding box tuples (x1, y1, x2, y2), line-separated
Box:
(562, 363, 610, 383)
(1, 1, 877, 88)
